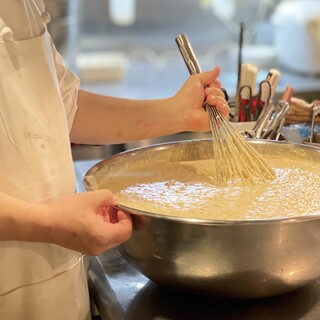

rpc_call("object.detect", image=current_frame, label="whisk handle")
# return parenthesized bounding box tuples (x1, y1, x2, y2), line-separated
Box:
(175, 34, 201, 75)
(175, 34, 228, 102)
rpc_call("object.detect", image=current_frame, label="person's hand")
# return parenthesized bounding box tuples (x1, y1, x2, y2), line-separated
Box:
(43, 190, 132, 256)
(173, 66, 229, 132)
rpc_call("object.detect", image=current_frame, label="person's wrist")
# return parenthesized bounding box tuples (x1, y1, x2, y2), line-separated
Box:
(19, 202, 53, 243)
(167, 96, 188, 132)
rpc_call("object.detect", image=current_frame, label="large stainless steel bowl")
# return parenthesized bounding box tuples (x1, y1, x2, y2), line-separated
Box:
(84, 139, 320, 298)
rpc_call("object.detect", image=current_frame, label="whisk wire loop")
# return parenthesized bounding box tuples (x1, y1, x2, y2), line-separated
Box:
(205, 103, 274, 185)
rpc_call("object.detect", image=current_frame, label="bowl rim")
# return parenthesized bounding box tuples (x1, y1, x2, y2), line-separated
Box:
(84, 138, 320, 225)
(116, 204, 320, 226)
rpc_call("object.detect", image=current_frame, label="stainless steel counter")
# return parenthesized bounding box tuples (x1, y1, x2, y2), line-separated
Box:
(88, 249, 320, 320)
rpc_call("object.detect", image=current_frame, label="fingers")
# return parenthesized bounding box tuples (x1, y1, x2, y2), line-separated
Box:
(106, 206, 119, 223)
(206, 95, 230, 118)
(90, 189, 118, 207)
(117, 209, 132, 223)
(93, 190, 132, 226)
(106, 207, 132, 224)
(205, 87, 229, 117)
(103, 210, 132, 247)
(93, 208, 132, 254)
(205, 86, 225, 99)
(209, 79, 221, 89)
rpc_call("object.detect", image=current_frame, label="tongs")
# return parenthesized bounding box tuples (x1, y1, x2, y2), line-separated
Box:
(309, 103, 320, 143)
(261, 101, 290, 139)
(253, 86, 293, 140)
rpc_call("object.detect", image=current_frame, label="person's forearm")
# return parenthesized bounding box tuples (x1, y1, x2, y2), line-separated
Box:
(70, 90, 186, 145)
(0, 190, 133, 255)
(0, 192, 49, 242)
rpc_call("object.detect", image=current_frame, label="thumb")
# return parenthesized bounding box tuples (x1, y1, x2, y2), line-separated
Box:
(199, 67, 220, 87)
(90, 189, 118, 207)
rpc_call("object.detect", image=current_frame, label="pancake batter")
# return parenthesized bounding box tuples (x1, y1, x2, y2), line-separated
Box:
(99, 155, 320, 220)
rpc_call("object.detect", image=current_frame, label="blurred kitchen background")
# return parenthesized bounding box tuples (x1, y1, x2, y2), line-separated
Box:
(44, 0, 320, 161)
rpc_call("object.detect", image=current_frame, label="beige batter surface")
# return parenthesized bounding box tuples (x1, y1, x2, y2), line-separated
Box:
(99, 155, 320, 220)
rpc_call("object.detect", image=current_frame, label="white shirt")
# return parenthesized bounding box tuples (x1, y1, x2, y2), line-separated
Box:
(0, 1, 90, 318)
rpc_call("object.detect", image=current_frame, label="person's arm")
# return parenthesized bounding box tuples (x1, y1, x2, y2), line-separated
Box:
(0, 190, 132, 256)
(0, 192, 47, 242)
(70, 67, 229, 145)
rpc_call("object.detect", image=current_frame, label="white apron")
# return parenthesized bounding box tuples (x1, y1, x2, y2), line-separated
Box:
(0, 11, 90, 320)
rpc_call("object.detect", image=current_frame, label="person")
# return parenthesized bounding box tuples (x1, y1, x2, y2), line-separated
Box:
(0, 1, 229, 319)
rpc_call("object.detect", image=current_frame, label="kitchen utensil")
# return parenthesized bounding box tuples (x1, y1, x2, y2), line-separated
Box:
(238, 66, 280, 123)
(239, 84, 254, 122)
(275, 117, 286, 141)
(274, 86, 293, 141)
(261, 101, 290, 139)
(234, 22, 244, 123)
(175, 34, 201, 75)
(265, 68, 281, 102)
(253, 102, 275, 139)
(206, 103, 275, 184)
(84, 139, 320, 299)
(175, 34, 230, 100)
(238, 63, 257, 122)
(175, 34, 274, 185)
(309, 103, 320, 143)
(254, 86, 292, 140)
(238, 64, 274, 122)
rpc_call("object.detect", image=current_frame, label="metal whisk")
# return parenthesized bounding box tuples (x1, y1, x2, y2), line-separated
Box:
(205, 103, 274, 184)
(175, 34, 274, 184)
